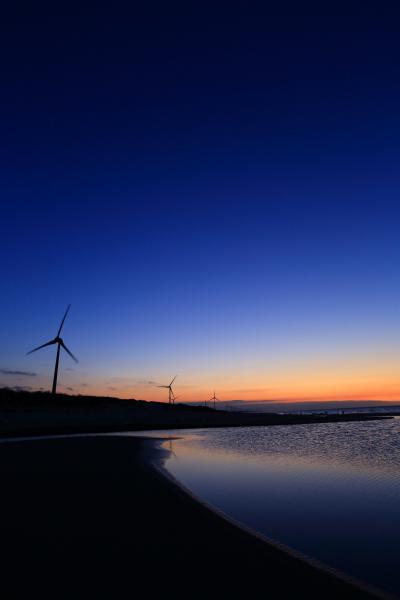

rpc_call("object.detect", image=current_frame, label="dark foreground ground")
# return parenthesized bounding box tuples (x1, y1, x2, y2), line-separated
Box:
(0, 435, 382, 599)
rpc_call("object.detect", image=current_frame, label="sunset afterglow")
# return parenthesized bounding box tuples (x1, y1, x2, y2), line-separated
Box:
(2, 10, 400, 405)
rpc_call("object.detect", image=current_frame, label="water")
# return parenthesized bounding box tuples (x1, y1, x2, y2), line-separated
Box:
(162, 418, 400, 597)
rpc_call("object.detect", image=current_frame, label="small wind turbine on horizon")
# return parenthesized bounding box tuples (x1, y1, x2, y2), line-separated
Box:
(158, 375, 177, 404)
(27, 305, 78, 394)
(210, 390, 218, 409)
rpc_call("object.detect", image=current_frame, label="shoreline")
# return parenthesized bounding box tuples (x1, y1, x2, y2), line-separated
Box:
(0, 410, 392, 440)
(154, 438, 391, 600)
(0, 432, 389, 599)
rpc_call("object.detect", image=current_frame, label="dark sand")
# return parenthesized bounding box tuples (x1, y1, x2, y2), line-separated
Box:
(0, 434, 382, 599)
(0, 406, 392, 439)
(0, 386, 393, 438)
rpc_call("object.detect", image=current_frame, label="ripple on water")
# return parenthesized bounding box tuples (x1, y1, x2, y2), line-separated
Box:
(164, 418, 400, 597)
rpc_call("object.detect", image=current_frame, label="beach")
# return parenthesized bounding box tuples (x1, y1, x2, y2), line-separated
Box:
(0, 388, 392, 439)
(0, 434, 382, 599)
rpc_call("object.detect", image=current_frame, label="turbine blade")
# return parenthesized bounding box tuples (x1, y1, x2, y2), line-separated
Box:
(170, 374, 177, 386)
(57, 304, 71, 337)
(26, 339, 56, 355)
(158, 385, 169, 388)
(60, 341, 78, 363)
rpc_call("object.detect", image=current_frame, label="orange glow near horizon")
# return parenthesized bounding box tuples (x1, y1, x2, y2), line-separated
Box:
(64, 367, 400, 403)
(17, 346, 400, 403)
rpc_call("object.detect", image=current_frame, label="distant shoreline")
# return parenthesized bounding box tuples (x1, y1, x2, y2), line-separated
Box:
(0, 410, 393, 440)
(0, 386, 394, 441)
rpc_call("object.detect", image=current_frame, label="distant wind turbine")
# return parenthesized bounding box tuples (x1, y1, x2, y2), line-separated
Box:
(27, 305, 78, 394)
(158, 375, 177, 404)
(210, 391, 218, 409)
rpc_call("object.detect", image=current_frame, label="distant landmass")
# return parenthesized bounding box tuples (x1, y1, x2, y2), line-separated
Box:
(205, 399, 400, 414)
(0, 387, 394, 438)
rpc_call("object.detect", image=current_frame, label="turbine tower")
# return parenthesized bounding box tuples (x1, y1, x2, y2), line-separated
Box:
(158, 375, 177, 404)
(210, 390, 218, 409)
(27, 305, 78, 394)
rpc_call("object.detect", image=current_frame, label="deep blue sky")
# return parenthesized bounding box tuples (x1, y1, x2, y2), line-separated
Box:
(2, 4, 400, 400)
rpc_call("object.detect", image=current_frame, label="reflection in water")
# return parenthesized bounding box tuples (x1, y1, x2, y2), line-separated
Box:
(162, 419, 400, 597)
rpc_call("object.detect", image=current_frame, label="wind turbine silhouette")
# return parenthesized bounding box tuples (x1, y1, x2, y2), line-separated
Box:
(27, 305, 78, 394)
(158, 375, 177, 404)
(210, 390, 218, 409)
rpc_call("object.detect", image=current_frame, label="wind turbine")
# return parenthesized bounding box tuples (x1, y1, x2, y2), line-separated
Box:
(27, 305, 78, 394)
(158, 375, 177, 404)
(210, 391, 218, 409)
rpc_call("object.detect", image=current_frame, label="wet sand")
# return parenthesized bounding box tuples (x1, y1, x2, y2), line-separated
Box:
(0, 435, 382, 599)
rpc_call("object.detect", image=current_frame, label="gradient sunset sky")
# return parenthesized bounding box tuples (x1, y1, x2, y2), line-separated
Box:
(2, 5, 400, 402)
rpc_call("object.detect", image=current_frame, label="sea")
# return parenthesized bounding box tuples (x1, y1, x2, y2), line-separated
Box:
(152, 417, 400, 597)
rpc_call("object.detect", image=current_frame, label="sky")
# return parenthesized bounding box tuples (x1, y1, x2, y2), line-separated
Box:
(2, 4, 400, 402)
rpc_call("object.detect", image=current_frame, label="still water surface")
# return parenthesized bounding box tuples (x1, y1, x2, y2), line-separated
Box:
(161, 419, 400, 597)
